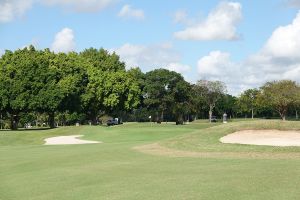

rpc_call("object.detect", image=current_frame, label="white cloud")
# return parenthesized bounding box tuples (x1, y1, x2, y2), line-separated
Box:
(247, 11, 300, 84)
(112, 43, 189, 76)
(198, 51, 237, 77)
(113, 43, 180, 70)
(197, 49, 300, 95)
(41, 0, 117, 12)
(0, 0, 33, 23)
(197, 51, 244, 94)
(197, 11, 300, 95)
(262, 12, 300, 59)
(51, 28, 75, 53)
(0, 0, 117, 23)
(118, 4, 145, 20)
(282, 64, 300, 79)
(174, 1, 242, 41)
(165, 63, 191, 73)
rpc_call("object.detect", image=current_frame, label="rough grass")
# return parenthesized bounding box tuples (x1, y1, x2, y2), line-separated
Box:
(1, 120, 300, 200)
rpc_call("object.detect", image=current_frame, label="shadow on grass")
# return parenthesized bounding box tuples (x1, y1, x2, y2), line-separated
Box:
(0, 127, 56, 132)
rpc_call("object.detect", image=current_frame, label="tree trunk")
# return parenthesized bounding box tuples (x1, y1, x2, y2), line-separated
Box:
(279, 107, 287, 121)
(91, 116, 98, 125)
(279, 112, 286, 121)
(48, 112, 55, 128)
(161, 110, 164, 122)
(0, 112, 2, 130)
(10, 113, 18, 130)
(296, 110, 298, 120)
(209, 105, 213, 123)
(89, 111, 98, 125)
(251, 108, 254, 119)
(176, 114, 183, 125)
(156, 111, 161, 123)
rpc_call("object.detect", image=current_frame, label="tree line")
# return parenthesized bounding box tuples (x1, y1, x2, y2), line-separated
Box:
(0, 46, 299, 130)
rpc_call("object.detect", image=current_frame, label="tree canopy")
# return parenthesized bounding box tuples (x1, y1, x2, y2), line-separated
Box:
(0, 46, 299, 129)
(237, 89, 259, 119)
(195, 80, 227, 122)
(143, 69, 191, 124)
(0, 47, 141, 129)
(259, 80, 300, 120)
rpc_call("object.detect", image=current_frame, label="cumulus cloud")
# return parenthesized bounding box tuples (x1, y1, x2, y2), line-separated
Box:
(197, 11, 300, 95)
(262, 12, 300, 59)
(118, 4, 145, 20)
(0, 0, 117, 23)
(197, 51, 244, 94)
(51, 28, 75, 53)
(165, 63, 191, 74)
(174, 1, 242, 41)
(248, 11, 300, 81)
(198, 51, 238, 77)
(112, 43, 190, 75)
(41, 0, 117, 12)
(0, 0, 33, 23)
(113, 43, 180, 70)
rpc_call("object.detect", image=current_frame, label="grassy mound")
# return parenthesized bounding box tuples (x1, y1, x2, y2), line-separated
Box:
(161, 120, 300, 154)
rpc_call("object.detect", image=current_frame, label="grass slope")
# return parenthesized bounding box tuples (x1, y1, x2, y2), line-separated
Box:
(0, 120, 300, 200)
(162, 120, 300, 153)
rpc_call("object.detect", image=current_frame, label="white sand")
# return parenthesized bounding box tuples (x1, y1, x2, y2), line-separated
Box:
(44, 135, 101, 145)
(220, 130, 300, 147)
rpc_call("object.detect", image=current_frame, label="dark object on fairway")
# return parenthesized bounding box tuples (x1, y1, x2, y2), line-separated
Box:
(211, 116, 217, 122)
(107, 119, 118, 126)
(176, 119, 184, 125)
(107, 118, 123, 126)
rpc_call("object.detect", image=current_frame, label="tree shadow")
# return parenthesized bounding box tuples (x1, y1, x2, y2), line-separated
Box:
(0, 127, 56, 132)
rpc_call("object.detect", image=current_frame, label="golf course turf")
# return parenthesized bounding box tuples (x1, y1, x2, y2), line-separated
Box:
(1, 120, 300, 200)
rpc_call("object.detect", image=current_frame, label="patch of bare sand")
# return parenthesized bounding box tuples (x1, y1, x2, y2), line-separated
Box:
(44, 135, 101, 145)
(220, 130, 300, 147)
(133, 143, 300, 159)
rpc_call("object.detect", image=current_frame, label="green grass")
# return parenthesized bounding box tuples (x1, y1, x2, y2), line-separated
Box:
(1, 120, 300, 200)
(162, 120, 300, 154)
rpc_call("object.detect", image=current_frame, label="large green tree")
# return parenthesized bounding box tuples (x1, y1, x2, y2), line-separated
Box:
(80, 48, 140, 124)
(0, 47, 87, 129)
(169, 77, 192, 124)
(31, 50, 87, 128)
(196, 80, 227, 122)
(259, 80, 300, 120)
(216, 94, 238, 118)
(0, 46, 39, 129)
(143, 69, 191, 124)
(237, 89, 259, 119)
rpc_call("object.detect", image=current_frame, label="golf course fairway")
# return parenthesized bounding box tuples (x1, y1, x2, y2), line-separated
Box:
(1, 120, 300, 200)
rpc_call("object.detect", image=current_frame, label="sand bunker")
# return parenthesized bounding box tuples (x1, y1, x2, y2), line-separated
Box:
(220, 130, 300, 147)
(44, 135, 101, 145)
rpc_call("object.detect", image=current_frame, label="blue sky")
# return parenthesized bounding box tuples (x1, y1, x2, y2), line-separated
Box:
(1, 0, 300, 95)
